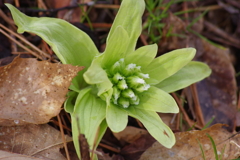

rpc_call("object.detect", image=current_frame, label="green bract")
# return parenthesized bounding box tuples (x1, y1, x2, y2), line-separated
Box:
(6, 0, 211, 159)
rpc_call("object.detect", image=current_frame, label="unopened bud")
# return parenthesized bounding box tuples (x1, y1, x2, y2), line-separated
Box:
(135, 84, 150, 92)
(112, 72, 125, 83)
(118, 97, 130, 108)
(117, 79, 128, 90)
(127, 76, 145, 88)
(121, 89, 135, 99)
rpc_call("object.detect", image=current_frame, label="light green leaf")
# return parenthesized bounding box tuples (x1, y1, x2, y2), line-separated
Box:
(6, 4, 99, 89)
(106, 103, 128, 132)
(136, 86, 179, 113)
(92, 120, 108, 160)
(125, 44, 157, 67)
(64, 91, 78, 114)
(102, 26, 129, 68)
(71, 116, 107, 160)
(143, 48, 196, 85)
(71, 114, 81, 158)
(155, 61, 212, 93)
(127, 108, 176, 148)
(84, 55, 112, 96)
(96, 120, 108, 147)
(107, 0, 145, 54)
(73, 87, 106, 151)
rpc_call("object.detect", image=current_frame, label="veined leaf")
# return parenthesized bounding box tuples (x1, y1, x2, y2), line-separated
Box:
(143, 48, 196, 85)
(155, 61, 212, 93)
(107, 0, 145, 54)
(106, 103, 128, 132)
(72, 87, 106, 157)
(136, 86, 179, 113)
(102, 26, 129, 68)
(127, 108, 176, 148)
(125, 44, 157, 68)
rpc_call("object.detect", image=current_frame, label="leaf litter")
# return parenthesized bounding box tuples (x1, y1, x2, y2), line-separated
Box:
(0, 124, 72, 159)
(0, 56, 84, 125)
(139, 124, 240, 160)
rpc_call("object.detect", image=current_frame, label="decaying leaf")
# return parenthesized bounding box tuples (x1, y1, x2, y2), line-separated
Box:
(0, 150, 40, 160)
(196, 40, 237, 131)
(0, 56, 84, 125)
(139, 124, 240, 160)
(120, 134, 156, 160)
(0, 124, 71, 159)
(113, 126, 148, 145)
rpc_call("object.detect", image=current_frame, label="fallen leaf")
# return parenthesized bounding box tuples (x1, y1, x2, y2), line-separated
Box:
(236, 111, 240, 127)
(0, 56, 84, 125)
(120, 134, 156, 160)
(0, 124, 71, 159)
(196, 40, 237, 131)
(139, 124, 240, 160)
(113, 126, 148, 145)
(0, 150, 41, 160)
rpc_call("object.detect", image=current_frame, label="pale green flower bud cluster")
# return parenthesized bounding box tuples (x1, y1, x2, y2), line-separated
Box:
(106, 58, 150, 108)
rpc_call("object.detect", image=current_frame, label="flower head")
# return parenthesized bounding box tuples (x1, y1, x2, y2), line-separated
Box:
(6, 1, 211, 158)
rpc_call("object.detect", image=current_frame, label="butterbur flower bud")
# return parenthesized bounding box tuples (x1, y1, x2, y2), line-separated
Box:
(118, 97, 130, 108)
(117, 79, 128, 90)
(127, 76, 145, 88)
(110, 58, 125, 74)
(112, 72, 125, 84)
(135, 84, 150, 92)
(137, 73, 149, 79)
(123, 63, 142, 76)
(121, 89, 135, 99)
(129, 95, 140, 105)
(112, 86, 121, 104)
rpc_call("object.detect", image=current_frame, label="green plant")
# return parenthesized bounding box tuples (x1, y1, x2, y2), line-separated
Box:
(197, 138, 206, 160)
(6, 0, 211, 159)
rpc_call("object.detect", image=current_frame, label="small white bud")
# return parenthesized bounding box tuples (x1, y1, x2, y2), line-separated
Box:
(112, 86, 121, 100)
(135, 84, 150, 92)
(137, 73, 150, 79)
(118, 97, 130, 108)
(136, 78, 145, 84)
(122, 89, 135, 99)
(118, 79, 128, 90)
(126, 63, 136, 70)
(112, 72, 124, 83)
(127, 76, 146, 88)
(110, 58, 125, 74)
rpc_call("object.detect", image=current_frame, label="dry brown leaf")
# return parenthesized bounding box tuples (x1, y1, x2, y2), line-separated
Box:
(0, 124, 71, 159)
(113, 126, 148, 145)
(120, 134, 156, 160)
(236, 111, 240, 127)
(0, 150, 41, 160)
(196, 40, 237, 131)
(0, 56, 84, 125)
(139, 124, 240, 160)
